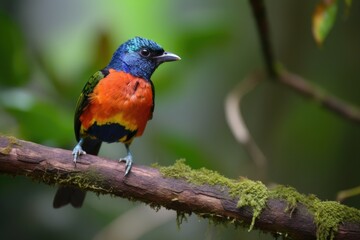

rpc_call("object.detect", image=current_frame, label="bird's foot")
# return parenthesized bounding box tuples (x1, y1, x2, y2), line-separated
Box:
(119, 152, 133, 176)
(72, 144, 86, 165)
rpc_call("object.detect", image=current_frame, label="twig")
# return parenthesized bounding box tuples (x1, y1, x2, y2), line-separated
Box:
(1, 135, 360, 239)
(224, 72, 267, 171)
(337, 186, 360, 202)
(278, 70, 360, 123)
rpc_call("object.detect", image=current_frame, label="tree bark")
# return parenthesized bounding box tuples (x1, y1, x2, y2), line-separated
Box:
(0, 135, 360, 239)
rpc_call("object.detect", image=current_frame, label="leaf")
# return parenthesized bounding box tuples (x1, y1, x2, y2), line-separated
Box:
(312, 1, 338, 46)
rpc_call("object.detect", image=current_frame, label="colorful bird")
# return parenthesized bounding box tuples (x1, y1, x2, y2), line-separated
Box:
(53, 37, 180, 208)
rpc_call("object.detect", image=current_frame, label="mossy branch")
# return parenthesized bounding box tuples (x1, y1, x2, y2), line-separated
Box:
(1, 135, 360, 240)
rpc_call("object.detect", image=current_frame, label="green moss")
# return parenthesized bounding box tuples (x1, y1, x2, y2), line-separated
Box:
(233, 178, 268, 231)
(0, 145, 11, 155)
(0, 135, 20, 155)
(314, 201, 360, 240)
(270, 185, 360, 239)
(160, 159, 233, 187)
(40, 167, 110, 194)
(148, 202, 162, 212)
(269, 185, 318, 215)
(176, 211, 189, 228)
(76, 171, 108, 192)
(159, 160, 360, 239)
(8, 136, 20, 146)
(159, 159, 268, 231)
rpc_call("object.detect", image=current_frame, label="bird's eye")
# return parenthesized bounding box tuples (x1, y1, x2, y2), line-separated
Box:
(140, 48, 151, 57)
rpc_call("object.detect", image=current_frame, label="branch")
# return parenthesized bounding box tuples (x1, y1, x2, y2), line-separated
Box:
(278, 70, 360, 123)
(224, 72, 267, 174)
(1, 135, 360, 240)
(248, 0, 360, 123)
(249, 0, 276, 78)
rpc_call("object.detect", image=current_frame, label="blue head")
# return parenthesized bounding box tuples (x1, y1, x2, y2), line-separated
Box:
(107, 37, 180, 80)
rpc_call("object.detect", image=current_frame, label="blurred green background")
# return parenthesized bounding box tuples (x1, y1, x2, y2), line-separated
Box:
(0, 0, 359, 239)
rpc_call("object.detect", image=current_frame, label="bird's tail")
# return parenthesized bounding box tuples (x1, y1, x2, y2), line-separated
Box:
(53, 138, 102, 208)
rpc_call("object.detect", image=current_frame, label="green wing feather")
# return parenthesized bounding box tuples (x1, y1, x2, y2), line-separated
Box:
(74, 69, 109, 141)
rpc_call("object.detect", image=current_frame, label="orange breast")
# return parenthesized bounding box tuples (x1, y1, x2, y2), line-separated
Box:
(80, 69, 154, 138)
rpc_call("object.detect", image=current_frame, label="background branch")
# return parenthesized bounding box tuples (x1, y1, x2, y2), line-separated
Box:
(1, 135, 360, 240)
(249, 0, 276, 78)
(248, 0, 360, 123)
(224, 72, 267, 175)
(278, 70, 360, 123)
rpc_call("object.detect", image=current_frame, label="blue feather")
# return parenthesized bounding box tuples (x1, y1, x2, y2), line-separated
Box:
(108, 37, 164, 80)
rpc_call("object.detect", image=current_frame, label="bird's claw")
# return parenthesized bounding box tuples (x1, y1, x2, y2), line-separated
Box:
(119, 153, 133, 176)
(72, 144, 86, 165)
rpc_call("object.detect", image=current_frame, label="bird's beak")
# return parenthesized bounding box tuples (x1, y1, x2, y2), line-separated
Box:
(154, 51, 181, 64)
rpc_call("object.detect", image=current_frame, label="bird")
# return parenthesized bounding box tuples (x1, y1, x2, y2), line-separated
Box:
(53, 36, 180, 208)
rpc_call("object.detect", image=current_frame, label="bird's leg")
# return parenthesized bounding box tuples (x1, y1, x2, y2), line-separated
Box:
(72, 138, 86, 165)
(119, 144, 133, 176)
